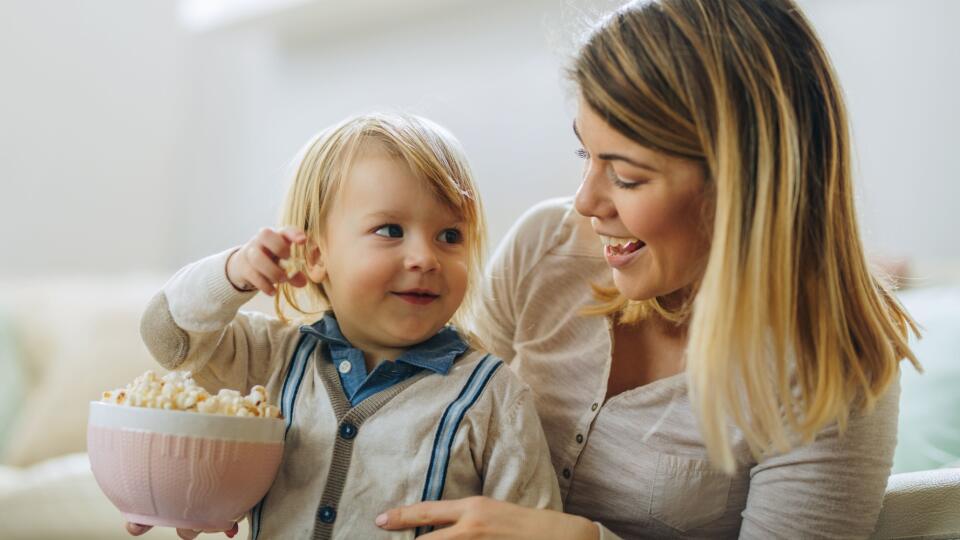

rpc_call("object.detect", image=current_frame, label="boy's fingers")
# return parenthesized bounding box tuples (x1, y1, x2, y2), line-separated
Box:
(125, 522, 152, 535)
(250, 247, 287, 285)
(258, 228, 293, 260)
(248, 272, 276, 296)
(279, 227, 307, 245)
(288, 272, 308, 288)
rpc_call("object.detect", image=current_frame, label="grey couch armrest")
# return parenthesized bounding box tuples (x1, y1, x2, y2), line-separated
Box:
(871, 468, 960, 539)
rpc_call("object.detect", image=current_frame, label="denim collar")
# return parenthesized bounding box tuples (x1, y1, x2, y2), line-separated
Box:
(300, 312, 467, 375)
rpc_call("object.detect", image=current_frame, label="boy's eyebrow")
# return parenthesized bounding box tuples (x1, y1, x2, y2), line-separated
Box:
(572, 121, 661, 173)
(365, 210, 465, 227)
(365, 210, 406, 221)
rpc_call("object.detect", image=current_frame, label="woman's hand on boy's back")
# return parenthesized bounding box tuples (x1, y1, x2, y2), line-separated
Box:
(376, 497, 600, 540)
(125, 521, 239, 539)
(226, 227, 309, 296)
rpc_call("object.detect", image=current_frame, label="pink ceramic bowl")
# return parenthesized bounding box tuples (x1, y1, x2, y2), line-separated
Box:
(87, 401, 284, 531)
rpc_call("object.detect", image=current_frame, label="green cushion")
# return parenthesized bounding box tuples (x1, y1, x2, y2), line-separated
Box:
(892, 286, 960, 473)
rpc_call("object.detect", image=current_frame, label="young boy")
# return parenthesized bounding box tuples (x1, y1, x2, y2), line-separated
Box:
(132, 113, 561, 539)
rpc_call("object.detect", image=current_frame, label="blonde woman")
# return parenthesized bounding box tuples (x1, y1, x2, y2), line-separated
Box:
(377, 1, 919, 538)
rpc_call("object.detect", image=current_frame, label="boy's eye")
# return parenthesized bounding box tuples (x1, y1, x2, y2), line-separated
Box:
(438, 228, 463, 244)
(374, 224, 404, 238)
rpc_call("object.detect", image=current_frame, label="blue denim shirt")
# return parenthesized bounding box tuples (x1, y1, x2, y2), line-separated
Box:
(302, 312, 468, 407)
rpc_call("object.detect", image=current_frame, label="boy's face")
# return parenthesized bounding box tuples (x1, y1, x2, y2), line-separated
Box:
(314, 143, 469, 362)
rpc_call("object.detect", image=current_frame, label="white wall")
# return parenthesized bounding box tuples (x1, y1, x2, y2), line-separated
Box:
(0, 0, 187, 276)
(798, 0, 960, 281)
(1, 0, 957, 281)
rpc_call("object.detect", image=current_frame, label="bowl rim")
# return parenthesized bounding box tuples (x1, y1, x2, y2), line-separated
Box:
(88, 401, 285, 443)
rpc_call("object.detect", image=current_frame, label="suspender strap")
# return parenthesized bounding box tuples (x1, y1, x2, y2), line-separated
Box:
(416, 351, 502, 537)
(250, 330, 318, 540)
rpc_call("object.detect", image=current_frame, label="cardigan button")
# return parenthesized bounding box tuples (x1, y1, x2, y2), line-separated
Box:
(339, 422, 358, 440)
(318, 505, 337, 523)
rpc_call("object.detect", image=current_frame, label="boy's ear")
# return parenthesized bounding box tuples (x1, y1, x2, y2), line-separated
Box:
(304, 240, 327, 283)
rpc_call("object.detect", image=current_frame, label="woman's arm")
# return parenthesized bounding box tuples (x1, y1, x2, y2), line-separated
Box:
(739, 377, 901, 538)
(375, 498, 601, 540)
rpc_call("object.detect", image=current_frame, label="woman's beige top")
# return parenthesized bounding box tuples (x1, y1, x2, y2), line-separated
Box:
(473, 198, 899, 539)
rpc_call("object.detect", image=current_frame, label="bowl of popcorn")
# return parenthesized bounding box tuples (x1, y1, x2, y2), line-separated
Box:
(87, 370, 284, 531)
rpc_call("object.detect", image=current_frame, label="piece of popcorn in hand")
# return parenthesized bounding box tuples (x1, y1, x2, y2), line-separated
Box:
(278, 257, 299, 279)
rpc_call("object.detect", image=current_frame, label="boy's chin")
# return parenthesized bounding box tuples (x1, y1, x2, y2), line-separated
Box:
(384, 320, 447, 345)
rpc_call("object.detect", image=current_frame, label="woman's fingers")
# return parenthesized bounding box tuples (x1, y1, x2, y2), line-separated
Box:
(125, 522, 152, 536)
(376, 499, 466, 530)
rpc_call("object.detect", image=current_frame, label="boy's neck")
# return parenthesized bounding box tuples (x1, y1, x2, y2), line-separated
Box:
(359, 348, 400, 373)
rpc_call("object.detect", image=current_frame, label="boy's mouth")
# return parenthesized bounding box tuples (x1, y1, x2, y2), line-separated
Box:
(392, 289, 440, 305)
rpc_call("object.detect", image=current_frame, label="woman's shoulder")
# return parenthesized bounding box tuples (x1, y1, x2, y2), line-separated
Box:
(501, 197, 602, 262)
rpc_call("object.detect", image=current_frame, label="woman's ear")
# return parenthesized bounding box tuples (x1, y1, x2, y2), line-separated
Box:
(304, 239, 327, 283)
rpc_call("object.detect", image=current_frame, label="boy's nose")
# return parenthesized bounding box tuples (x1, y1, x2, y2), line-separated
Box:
(404, 239, 440, 272)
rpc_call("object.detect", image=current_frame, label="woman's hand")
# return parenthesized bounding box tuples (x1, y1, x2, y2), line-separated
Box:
(125, 521, 239, 539)
(226, 226, 309, 296)
(375, 497, 599, 540)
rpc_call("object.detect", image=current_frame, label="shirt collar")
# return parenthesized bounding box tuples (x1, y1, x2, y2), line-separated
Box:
(300, 312, 467, 375)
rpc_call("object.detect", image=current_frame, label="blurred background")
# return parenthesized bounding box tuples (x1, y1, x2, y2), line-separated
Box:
(1, 0, 959, 276)
(0, 1, 957, 538)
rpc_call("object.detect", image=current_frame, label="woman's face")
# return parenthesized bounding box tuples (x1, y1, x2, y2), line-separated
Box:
(573, 98, 711, 302)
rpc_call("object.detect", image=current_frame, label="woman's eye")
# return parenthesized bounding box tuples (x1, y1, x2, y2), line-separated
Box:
(438, 228, 463, 244)
(374, 224, 404, 238)
(606, 168, 646, 190)
(575, 148, 589, 159)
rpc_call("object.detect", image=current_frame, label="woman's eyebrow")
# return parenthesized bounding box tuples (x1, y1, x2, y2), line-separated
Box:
(572, 121, 660, 173)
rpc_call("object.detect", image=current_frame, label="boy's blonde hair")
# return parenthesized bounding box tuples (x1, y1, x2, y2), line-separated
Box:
(572, 0, 920, 473)
(275, 112, 486, 337)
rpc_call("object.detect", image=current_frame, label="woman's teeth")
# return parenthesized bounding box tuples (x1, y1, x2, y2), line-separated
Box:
(600, 235, 645, 254)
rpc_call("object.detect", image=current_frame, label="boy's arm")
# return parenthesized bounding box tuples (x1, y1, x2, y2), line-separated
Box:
(480, 383, 562, 511)
(140, 248, 300, 393)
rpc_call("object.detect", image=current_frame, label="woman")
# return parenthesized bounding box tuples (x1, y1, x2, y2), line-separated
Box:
(377, 0, 919, 538)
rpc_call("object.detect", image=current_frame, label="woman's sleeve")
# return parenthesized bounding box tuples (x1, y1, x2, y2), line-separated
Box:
(739, 376, 901, 539)
(478, 381, 562, 511)
(139, 248, 300, 394)
(473, 200, 562, 363)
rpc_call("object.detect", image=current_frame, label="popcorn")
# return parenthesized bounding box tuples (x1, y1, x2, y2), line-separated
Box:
(278, 257, 299, 279)
(101, 370, 281, 419)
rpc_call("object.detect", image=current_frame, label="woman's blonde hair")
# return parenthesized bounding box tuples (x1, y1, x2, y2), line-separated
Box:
(274, 112, 486, 337)
(572, 0, 920, 473)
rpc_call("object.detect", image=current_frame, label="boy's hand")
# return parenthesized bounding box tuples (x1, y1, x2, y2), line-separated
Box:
(226, 227, 309, 296)
(126, 521, 239, 538)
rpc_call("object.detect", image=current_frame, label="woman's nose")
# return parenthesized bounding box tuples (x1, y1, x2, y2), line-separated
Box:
(574, 163, 615, 219)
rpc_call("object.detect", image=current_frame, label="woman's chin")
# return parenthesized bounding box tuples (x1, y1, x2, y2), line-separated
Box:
(611, 273, 658, 302)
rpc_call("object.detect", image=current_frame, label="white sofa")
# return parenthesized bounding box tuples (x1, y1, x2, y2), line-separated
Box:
(0, 277, 957, 539)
